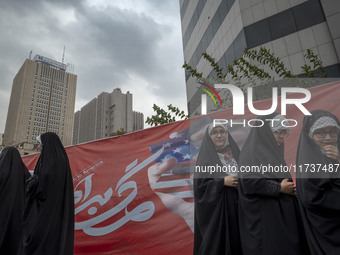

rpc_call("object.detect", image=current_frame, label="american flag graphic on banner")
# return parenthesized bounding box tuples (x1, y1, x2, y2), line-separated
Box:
(148, 128, 201, 203)
(148, 117, 211, 203)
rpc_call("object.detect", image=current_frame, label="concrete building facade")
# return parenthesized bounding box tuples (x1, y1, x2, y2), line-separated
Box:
(73, 88, 144, 144)
(180, 0, 340, 115)
(0, 133, 3, 149)
(3, 55, 77, 149)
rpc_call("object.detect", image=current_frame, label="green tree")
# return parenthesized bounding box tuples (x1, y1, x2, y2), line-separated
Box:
(110, 128, 127, 137)
(146, 104, 189, 127)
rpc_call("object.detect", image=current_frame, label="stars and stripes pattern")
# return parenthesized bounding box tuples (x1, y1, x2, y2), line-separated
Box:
(149, 129, 201, 203)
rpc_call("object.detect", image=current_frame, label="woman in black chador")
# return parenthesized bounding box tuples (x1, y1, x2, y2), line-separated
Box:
(20, 132, 74, 255)
(238, 113, 310, 255)
(296, 110, 340, 255)
(0, 147, 30, 254)
(194, 122, 242, 255)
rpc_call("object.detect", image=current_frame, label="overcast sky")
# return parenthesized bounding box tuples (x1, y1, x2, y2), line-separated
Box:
(0, 0, 187, 133)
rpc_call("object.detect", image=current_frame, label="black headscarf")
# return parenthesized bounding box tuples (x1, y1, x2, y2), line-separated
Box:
(194, 124, 242, 255)
(238, 113, 310, 255)
(20, 132, 74, 255)
(238, 112, 289, 181)
(296, 110, 340, 255)
(0, 147, 30, 254)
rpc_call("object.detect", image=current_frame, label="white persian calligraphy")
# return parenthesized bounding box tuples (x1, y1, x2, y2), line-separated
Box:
(74, 146, 164, 236)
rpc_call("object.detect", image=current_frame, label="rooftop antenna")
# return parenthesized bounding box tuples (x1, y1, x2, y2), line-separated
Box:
(62, 46, 65, 64)
(29, 50, 32, 60)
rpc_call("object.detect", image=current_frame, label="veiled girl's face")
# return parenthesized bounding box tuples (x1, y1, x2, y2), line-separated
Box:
(312, 126, 339, 149)
(210, 126, 228, 149)
(37, 144, 43, 152)
(273, 129, 289, 146)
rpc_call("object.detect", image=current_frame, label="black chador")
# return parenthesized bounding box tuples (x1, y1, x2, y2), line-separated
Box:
(296, 110, 340, 255)
(0, 147, 30, 254)
(238, 113, 310, 255)
(194, 123, 242, 255)
(20, 132, 74, 255)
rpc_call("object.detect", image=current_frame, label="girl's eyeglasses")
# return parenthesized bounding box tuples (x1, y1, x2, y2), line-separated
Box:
(313, 128, 339, 138)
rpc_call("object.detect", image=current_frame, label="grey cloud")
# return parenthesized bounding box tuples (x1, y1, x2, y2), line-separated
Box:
(0, 0, 186, 132)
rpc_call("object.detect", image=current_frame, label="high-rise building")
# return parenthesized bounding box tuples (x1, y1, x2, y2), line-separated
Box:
(3, 55, 77, 149)
(0, 133, 3, 148)
(180, 0, 340, 115)
(72, 88, 144, 144)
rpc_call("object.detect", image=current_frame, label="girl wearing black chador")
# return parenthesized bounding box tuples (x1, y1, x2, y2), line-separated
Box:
(0, 147, 30, 254)
(194, 122, 242, 255)
(238, 113, 310, 255)
(296, 110, 340, 255)
(20, 132, 74, 255)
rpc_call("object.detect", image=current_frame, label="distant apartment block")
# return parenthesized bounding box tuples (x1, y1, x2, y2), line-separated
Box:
(73, 88, 144, 144)
(3, 54, 77, 149)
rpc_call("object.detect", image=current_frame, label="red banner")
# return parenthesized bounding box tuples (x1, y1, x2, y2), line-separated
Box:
(22, 81, 340, 254)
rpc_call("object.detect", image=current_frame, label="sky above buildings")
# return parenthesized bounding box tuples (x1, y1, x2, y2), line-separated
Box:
(0, 0, 187, 133)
